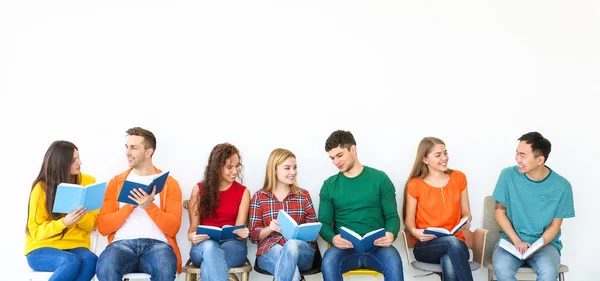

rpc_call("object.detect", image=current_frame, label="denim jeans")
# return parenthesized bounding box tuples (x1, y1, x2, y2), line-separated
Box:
(321, 245, 404, 281)
(492, 242, 560, 281)
(96, 238, 177, 281)
(413, 236, 473, 281)
(27, 247, 98, 281)
(190, 239, 248, 281)
(257, 239, 315, 281)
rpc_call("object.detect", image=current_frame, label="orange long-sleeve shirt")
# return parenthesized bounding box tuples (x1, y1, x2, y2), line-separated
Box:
(97, 167, 183, 273)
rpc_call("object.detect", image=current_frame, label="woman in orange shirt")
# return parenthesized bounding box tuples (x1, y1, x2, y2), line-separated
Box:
(403, 137, 473, 281)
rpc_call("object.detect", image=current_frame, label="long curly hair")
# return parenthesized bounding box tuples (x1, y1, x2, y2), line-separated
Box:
(198, 143, 243, 218)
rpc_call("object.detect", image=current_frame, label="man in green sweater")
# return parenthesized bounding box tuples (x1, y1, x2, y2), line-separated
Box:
(319, 130, 404, 281)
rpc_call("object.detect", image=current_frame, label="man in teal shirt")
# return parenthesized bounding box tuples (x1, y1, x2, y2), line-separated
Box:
(492, 132, 575, 281)
(318, 130, 403, 281)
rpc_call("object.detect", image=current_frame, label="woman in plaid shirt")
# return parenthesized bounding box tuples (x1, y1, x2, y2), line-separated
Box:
(249, 148, 319, 281)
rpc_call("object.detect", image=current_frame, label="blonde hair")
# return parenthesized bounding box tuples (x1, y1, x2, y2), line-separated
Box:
(262, 148, 301, 195)
(402, 137, 453, 218)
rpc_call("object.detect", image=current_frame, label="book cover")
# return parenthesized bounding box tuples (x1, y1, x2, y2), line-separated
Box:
(277, 209, 322, 242)
(196, 225, 245, 241)
(423, 217, 470, 237)
(498, 237, 544, 260)
(340, 227, 385, 253)
(52, 181, 108, 213)
(117, 171, 170, 205)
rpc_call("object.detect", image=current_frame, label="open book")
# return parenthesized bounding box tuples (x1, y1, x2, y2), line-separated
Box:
(196, 225, 245, 241)
(52, 181, 108, 213)
(117, 171, 169, 205)
(340, 227, 385, 253)
(277, 209, 322, 242)
(423, 217, 469, 237)
(499, 237, 544, 260)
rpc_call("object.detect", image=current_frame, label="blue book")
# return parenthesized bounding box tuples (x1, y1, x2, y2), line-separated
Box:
(277, 209, 322, 242)
(340, 227, 385, 253)
(423, 217, 469, 237)
(52, 181, 108, 213)
(117, 171, 169, 205)
(196, 224, 245, 241)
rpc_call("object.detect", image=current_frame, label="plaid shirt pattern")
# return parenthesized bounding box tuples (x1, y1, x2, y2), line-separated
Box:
(249, 188, 318, 256)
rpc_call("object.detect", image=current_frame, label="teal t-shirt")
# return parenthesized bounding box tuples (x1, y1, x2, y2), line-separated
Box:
(318, 166, 400, 245)
(492, 166, 575, 253)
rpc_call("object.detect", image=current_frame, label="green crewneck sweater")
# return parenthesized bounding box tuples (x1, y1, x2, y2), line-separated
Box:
(318, 166, 400, 244)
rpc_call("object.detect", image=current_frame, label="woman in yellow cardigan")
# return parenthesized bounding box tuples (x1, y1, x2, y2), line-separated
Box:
(25, 140, 98, 281)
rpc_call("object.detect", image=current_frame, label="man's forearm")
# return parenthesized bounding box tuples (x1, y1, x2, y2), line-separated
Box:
(495, 201, 521, 243)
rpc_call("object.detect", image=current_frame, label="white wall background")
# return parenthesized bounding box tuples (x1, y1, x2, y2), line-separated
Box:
(1, 1, 598, 280)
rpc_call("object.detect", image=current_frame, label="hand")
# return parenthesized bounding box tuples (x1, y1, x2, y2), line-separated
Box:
(62, 206, 87, 226)
(129, 186, 156, 209)
(233, 227, 250, 239)
(332, 234, 354, 249)
(513, 240, 531, 254)
(269, 220, 281, 233)
(188, 232, 210, 244)
(412, 229, 437, 243)
(460, 220, 472, 231)
(374, 231, 395, 247)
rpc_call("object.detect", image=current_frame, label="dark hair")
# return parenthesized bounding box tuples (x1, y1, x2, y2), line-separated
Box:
(25, 141, 81, 236)
(325, 130, 357, 152)
(518, 131, 551, 163)
(198, 143, 243, 218)
(126, 127, 157, 156)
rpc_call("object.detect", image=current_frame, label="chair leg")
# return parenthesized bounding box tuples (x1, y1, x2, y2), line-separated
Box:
(228, 273, 239, 281)
(559, 272, 565, 281)
(185, 273, 194, 281)
(241, 272, 249, 281)
(488, 269, 493, 281)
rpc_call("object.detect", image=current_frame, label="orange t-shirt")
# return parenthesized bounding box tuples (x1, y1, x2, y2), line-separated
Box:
(407, 170, 467, 243)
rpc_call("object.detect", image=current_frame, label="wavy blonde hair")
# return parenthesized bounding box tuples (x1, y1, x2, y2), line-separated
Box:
(262, 148, 301, 195)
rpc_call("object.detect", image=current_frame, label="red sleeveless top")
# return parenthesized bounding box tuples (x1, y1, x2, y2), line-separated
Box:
(198, 181, 246, 227)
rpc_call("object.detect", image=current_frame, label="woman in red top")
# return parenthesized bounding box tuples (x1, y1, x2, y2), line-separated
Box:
(249, 148, 319, 281)
(187, 143, 251, 281)
(403, 137, 473, 281)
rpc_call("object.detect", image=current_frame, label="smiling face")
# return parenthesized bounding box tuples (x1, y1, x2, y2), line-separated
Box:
(328, 145, 356, 173)
(515, 140, 544, 174)
(70, 148, 81, 175)
(276, 157, 297, 186)
(220, 154, 240, 185)
(423, 143, 449, 173)
(125, 135, 152, 169)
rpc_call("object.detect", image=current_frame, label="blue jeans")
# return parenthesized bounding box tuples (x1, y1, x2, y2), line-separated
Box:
(27, 247, 98, 281)
(190, 239, 248, 281)
(257, 240, 315, 281)
(96, 239, 177, 281)
(322, 245, 404, 281)
(413, 236, 473, 281)
(492, 242, 560, 281)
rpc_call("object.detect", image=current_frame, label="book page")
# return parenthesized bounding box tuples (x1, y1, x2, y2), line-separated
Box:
(425, 227, 450, 234)
(498, 238, 524, 259)
(450, 217, 470, 234)
(341, 227, 362, 240)
(363, 228, 385, 238)
(523, 238, 545, 259)
(198, 225, 222, 231)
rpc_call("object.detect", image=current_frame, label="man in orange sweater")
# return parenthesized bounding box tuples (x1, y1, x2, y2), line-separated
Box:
(96, 127, 182, 281)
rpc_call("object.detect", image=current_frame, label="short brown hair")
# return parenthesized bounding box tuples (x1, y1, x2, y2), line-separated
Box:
(126, 127, 157, 155)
